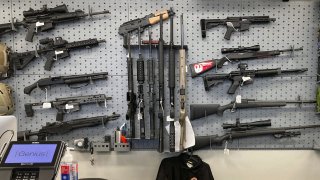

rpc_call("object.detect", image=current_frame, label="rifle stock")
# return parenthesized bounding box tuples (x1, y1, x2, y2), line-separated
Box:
(194, 135, 227, 150)
(11, 51, 37, 70)
(24, 82, 38, 94)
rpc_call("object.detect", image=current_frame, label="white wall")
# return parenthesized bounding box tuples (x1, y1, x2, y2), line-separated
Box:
(56, 150, 320, 180)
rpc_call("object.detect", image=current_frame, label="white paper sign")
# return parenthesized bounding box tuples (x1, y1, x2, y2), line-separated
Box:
(42, 102, 52, 109)
(55, 50, 64, 55)
(236, 95, 242, 103)
(65, 104, 74, 110)
(36, 22, 44, 27)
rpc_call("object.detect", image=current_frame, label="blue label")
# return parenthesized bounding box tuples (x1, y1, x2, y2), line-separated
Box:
(61, 174, 70, 180)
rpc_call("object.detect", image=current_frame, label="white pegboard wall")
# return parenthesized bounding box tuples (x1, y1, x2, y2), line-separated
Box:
(0, 0, 319, 150)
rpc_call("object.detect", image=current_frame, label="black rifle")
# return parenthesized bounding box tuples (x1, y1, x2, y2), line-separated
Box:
(222, 118, 272, 131)
(0, 4, 110, 42)
(0, 4, 68, 36)
(147, 27, 156, 139)
(118, 9, 175, 45)
(126, 33, 137, 138)
(200, 16, 276, 39)
(18, 112, 120, 141)
(203, 63, 308, 93)
(158, 14, 165, 152)
(25, 94, 111, 121)
(0, 5, 68, 36)
(168, 14, 175, 152)
(10, 37, 106, 71)
(221, 45, 260, 54)
(190, 98, 316, 120)
(194, 124, 320, 150)
(189, 46, 303, 78)
(137, 27, 145, 139)
(24, 72, 108, 94)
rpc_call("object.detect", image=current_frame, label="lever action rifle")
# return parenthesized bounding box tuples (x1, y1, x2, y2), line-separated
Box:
(118, 8, 175, 45)
(194, 122, 320, 150)
(168, 13, 175, 152)
(24, 72, 108, 94)
(147, 27, 156, 139)
(126, 33, 137, 139)
(189, 46, 303, 78)
(200, 16, 276, 40)
(10, 37, 106, 71)
(25, 94, 111, 121)
(0, 4, 110, 42)
(190, 97, 317, 120)
(179, 14, 187, 151)
(203, 63, 308, 93)
(137, 27, 145, 139)
(18, 112, 120, 141)
(158, 14, 165, 152)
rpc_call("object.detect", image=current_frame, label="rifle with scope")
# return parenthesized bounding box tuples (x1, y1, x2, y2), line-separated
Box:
(0, 4, 110, 42)
(221, 45, 260, 54)
(189, 46, 303, 78)
(194, 120, 320, 150)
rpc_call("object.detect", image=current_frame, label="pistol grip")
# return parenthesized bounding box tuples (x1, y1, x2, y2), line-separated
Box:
(56, 111, 64, 122)
(25, 103, 34, 117)
(224, 26, 235, 40)
(44, 56, 55, 71)
(24, 82, 38, 94)
(228, 81, 241, 94)
(25, 24, 36, 42)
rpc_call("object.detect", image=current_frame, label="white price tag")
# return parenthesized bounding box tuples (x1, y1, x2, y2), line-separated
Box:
(226, 22, 233, 28)
(224, 141, 230, 155)
(223, 61, 229, 66)
(137, 113, 142, 120)
(236, 95, 242, 103)
(166, 116, 174, 122)
(242, 76, 251, 83)
(42, 102, 52, 109)
(185, 66, 188, 73)
(36, 22, 44, 27)
(65, 104, 74, 110)
(55, 50, 64, 55)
